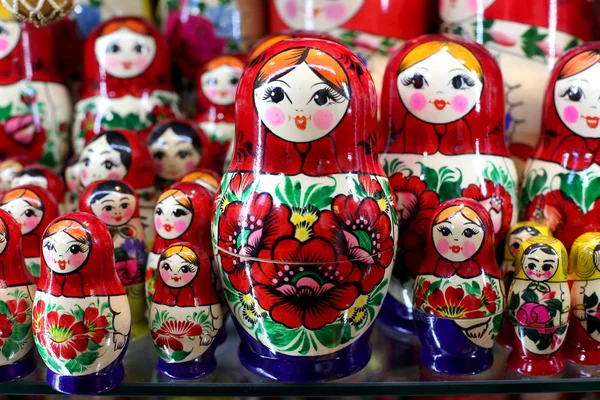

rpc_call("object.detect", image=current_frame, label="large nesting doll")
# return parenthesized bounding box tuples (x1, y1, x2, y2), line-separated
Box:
(212, 38, 397, 382)
(146, 182, 214, 307)
(79, 180, 148, 340)
(72, 16, 181, 154)
(78, 129, 156, 246)
(565, 232, 600, 365)
(10, 164, 65, 205)
(413, 198, 505, 374)
(0, 209, 36, 382)
(522, 43, 600, 251)
(194, 55, 246, 172)
(439, 0, 594, 173)
(1, 185, 58, 279)
(507, 236, 570, 376)
(33, 213, 131, 394)
(150, 243, 222, 379)
(0, 15, 71, 170)
(378, 34, 518, 336)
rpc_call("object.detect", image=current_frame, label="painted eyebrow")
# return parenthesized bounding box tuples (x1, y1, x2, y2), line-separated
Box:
(464, 222, 481, 226)
(311, 82, 329, 88)
(271, 79, 290, 87)
(101, 199, 116, 204)
(449, 68, 470, 73)
(566, 78, 589, 84)
(543, 259, 556, 263)
(176, 141, 191, 146)
(100, 150, 111, 155)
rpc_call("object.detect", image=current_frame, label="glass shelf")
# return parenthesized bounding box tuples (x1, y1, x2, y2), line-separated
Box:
(3, 320, 600, 397)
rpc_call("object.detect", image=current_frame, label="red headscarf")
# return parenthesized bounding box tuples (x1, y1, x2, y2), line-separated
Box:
(12, 164, 65, 204)
(79, 179, 141, 220)
(0, 209, 35, 288)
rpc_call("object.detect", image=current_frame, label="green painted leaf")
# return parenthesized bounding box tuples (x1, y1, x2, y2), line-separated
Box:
(558, 172, 583, 209)
(65, 359, 84, 374)
(10, 323, 30, 342)
(355, 230, 372, 253)
(72, 304, 84, 322)
(171, 349, 192, 362)
(0, 104, 12, 121)
(46, 355, 63, 372)
(313, 323, 352, 349)
(585, 177, 600, 212)
(419, 163, 438, 192)
(370, 293, 384, 307)
(0, 301, 9, 317)
(1, 338, 19, 359)
(261, 318, 302, 348)
(585, 292, 599, 308)
(521, 27, 548, 59)
(87, 339, 103, 351)
(310, 181, 337, 210)
(545, 298, 563, 318)
(438, 173, 463, 203)
(563, 38, 579, 52)
(522, 288, 539, 303)
(471, 281, 481, 295)
(76, 351, 99, 366)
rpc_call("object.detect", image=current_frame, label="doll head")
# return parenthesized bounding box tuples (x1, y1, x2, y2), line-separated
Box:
(504, 222, 552, 260)
(1, 186, 58, 236)
(515, 236, 568, 283)
(64, 155, 80, 193)
(0, 159, 27, 195)
(179, 168, 220, 194)
(0, 18, 21, 60)
(197, 55, 245, 107)
(154, 188, 193, 240)
(80, 180, 138, 227)
(568, 232, 600, 281)
(274, 0, 364, 31)
(11, 165, 65, 203)
(431, 202, 485, 263)
(42, 219, 91, 274)
(158, 244, 199, 288)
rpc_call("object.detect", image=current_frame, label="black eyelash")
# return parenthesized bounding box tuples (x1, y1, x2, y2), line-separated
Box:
(261, 86, 275, 101)
(400, 73, 426, 87)
(436, 226, 448, 232)
(184, 264, 197, 273)
(559, 87, 570, 98)
(323, 86, 345, 104)
(456, 74, 476, 88)
(463, 228, 481, 235)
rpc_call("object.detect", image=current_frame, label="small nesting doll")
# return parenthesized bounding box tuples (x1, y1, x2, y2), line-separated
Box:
(150, 243, 222, 379)
(522, 43, 600, 251)
(378, 34, 518, 336)
(10, 164, 65, 205)
(413, 198, 505, 375)
(0, 208, 36, 382)
(33, 213, 131, 394)
(565, 232, 600, 365)
(179, 168, 221, 195)
(1, 185, 59, 279)
(194, 55, 246, 172)
(72, 16, 181, 154)
(63, 155, 80, 213)
(147, 119, 211, 191)
(0, 14, 71, 169)
(79, 180, 148, 339)
(0, 156, 31, 198)
(507, 236, 570, 376)
(78, 129, 156, 246)
(213, 38, 397, 381)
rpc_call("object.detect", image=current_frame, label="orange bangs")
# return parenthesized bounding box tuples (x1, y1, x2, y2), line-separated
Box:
(255, 47, 348, 92)
(559, 50, 600, 79)
(205, 56, 245, 72)
(157, 189, 192, 209)
(434, 205, 482, 227)
(250, 35, 293, 60)
(46, 220, 89, 243)
(0, 217, 6, 238)
(2, 188, 43, 209)
(100, 19, 149, 37)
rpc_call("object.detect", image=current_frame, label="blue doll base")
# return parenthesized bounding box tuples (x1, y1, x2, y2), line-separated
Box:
(378, 296, 416, 335)
(47, 362, 124, 394)
(0, 348, 36, 383)
(157, 356, 216, 380)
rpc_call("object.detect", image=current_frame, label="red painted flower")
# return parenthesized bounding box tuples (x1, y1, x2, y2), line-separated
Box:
(524, 190, 584, 233)
(0, 314, 13, 346)
(151, 320, 203, 351)
(252, 237, 361, 330)
(516, 303, 556, 334)
(32, 300, 45, 342)
(414, 280, 431, 309)
(7, 298, 29, 324)
(219, 193, 293, 293)
(42, 312, 89, 360)
(83, 306, 109, 345)
(151, 104, 177, 123)
(228, 173, 254, 198)
(424, 286, 485, 318)
(481, 283, 498, 314)
(388, 174, 439, 277)
(314, 194, 394, 293)
(463, 179, 513, 240)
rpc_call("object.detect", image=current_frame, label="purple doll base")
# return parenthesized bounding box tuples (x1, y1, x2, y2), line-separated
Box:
(47, 362, 124, 394)
(414, 310, 493, 375)
(235, 320, 372, 382)
(378, 296, 416, 335)
(0, 348, 36, 383)
(157, 346, 218, 380)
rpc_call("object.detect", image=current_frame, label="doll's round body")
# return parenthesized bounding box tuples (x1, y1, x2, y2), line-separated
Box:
(71, 16, 181, 154)
(507, 236, 570, 376)
(150, 243, 222, 379)
(79, 180, 148, 339)
(33, 214, 131, 394)
(378, 34, 517, 336)
(1, 185, 59, 279)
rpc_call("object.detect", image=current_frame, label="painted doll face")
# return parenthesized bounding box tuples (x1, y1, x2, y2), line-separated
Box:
(80, 135, 128, 187)
(42, 231, 90, 274)
(254, 62, 350, 143)
(1, 198, 42, 235)
(0, 21, 21, 60)
(398, 49, 483, 125)
(94, 27, 157, 79)
(90, 192, 136, 227)
(11, 173, 47, 189)
(274, 0, 364, 31)
(432, 212, 485, 263)
(65, 162, 81, 192)
(439, 0, 495, 24)
(154, 195, 192, 240)
(159, 254, 198, 288)
(150, 128, 201, 180)
(201, 65, 242, 106)
(554, 63, 600, 138)
(507, 227, 541, 257)
(521, 245, 559, 282)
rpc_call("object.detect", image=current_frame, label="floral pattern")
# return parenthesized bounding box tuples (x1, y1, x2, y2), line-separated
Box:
(463, 179, 513, 240)
(0, 289, 33, 363)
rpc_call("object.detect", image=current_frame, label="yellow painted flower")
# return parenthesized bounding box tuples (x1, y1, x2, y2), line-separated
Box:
(341, 295, 370, 327)
(239, 293, 266, 324)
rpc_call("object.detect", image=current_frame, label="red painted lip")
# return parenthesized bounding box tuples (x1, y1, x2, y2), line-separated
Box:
(432, 99, 448, 110)
(114, 216, 123, 222)
(122, 61, 133, 70)
(295, 115, 308, 130)
(450, 245, 461, 254)
(172, 277, 181, 282)
(220, 90, 229, 97)
(58, 260, 67, 270)
(584, 116, 600, 129)
(164, 224, 172, 232)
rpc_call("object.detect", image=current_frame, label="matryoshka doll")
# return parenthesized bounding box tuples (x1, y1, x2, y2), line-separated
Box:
(249, 31, 341, 61)
(63, 155, 80, 213)
(79, 129, 156, 246)
(147, 118, 211, 191)
(413, 198, 505, 374)
(0, 208, 36, 382)
(0, 14, 71, 170)
(72, 16, 181, 154)
(79, 180, 148, 339)
(378, 34, 518, 336)
(212, 38, 397, 381)
(179, 168, 221, 195)
(439, 0, 594, 173)
(0, 156, 31, 198)
(507, 236, 570, 376)
(1, 185, 59, 279)
(502, 222, 553, 287)
(10, 164, 65, 205)
(194, 55, 246, 172)
(33, 213, 131, 394)
(564, 232, 600, 365)
(150, 243, 222, 379)
(522, 43, 600, 251)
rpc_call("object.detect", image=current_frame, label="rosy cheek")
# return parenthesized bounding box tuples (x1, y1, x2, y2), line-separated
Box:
(326, 3, 347, 20)
(24, 216, 40, 230)
(182, 272, 194, 284)
(134, 56, 148, 69)
(0, 38, 9, 51)
(410, 92, 427, 111)
(466, 0, 478, 12)
(451, 94, 469, 114)
(174, 220, 187, 232)
(107, 171, 123, 180)
(462, 241, 477, 258)
(184, 160, 197, 171)
(160, 269, 170, 283)
(437, 238, 449, 254)
(207, 87, 218, 99)
(265, 106, 285, 127)
(100, 211, 112, 223)
(284, 0, 298, 18)
(81, 169, 87, 180)
(124, 208, 133, 220)
(155, 217, 163, 230)
(563, 105, 579, 124)
(544, 270, 553, 278)
(312, 109, 334, 131)
(43, 249, 53, 265)
(106, 56, 119, 70)
(69, 253, 86, 268)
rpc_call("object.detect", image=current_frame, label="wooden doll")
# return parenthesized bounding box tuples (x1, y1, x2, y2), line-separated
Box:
(1, 185, 59, 279)
(413, 198, 505, 374)
(33, 213, 131, 394)
(179, 168, 221, 195)
(79, 179, 148, 340)
(150, 243, 222, 379)
(507, 236, 570, 375)
(63, 155, 80, 213)
(0, 156, 31, 198)
(10, 164, 65, 205)
(0, 208, 36, 382)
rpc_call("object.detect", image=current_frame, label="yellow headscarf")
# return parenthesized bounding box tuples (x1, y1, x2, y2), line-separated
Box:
(514, 236, 567, 283)
(503, 221, 552, 261)
(568, 232, 600, 281)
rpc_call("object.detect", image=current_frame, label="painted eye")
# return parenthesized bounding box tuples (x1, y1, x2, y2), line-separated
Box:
(23, 208, 35, 217)
(463, 228, 476, 238)
(69, 245, 82, 254)
(511, 241, 521, 250)
(208, 77, 217, 86)
(108, 43, 121, 53)
(103, 206, 113, 212)
(121, 203, 129, 210)
(181, 265, 189, 273)
(153, 151, 165, 160)
(568, 86, 583, 102)
(267, 87, 285, 103)
(155, 208, 163, 216)
(173, 209, 189, 218)
(102, 160, 115, 170)
(542, 264, 552, 271)
(412, 74, 424, 89)
(133, 43, 147, 54)
(44, 242, 55, 251)
(162, 263, 171, 272)
(82, 157, 91, 167)
(230, 77, 239, 85)
(438, 227, 451, 237)
(0, 25, 8, 35)
(527, 263, 536, 270)
(177, 150, 192, 159)
(451, 74, 476, 90)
